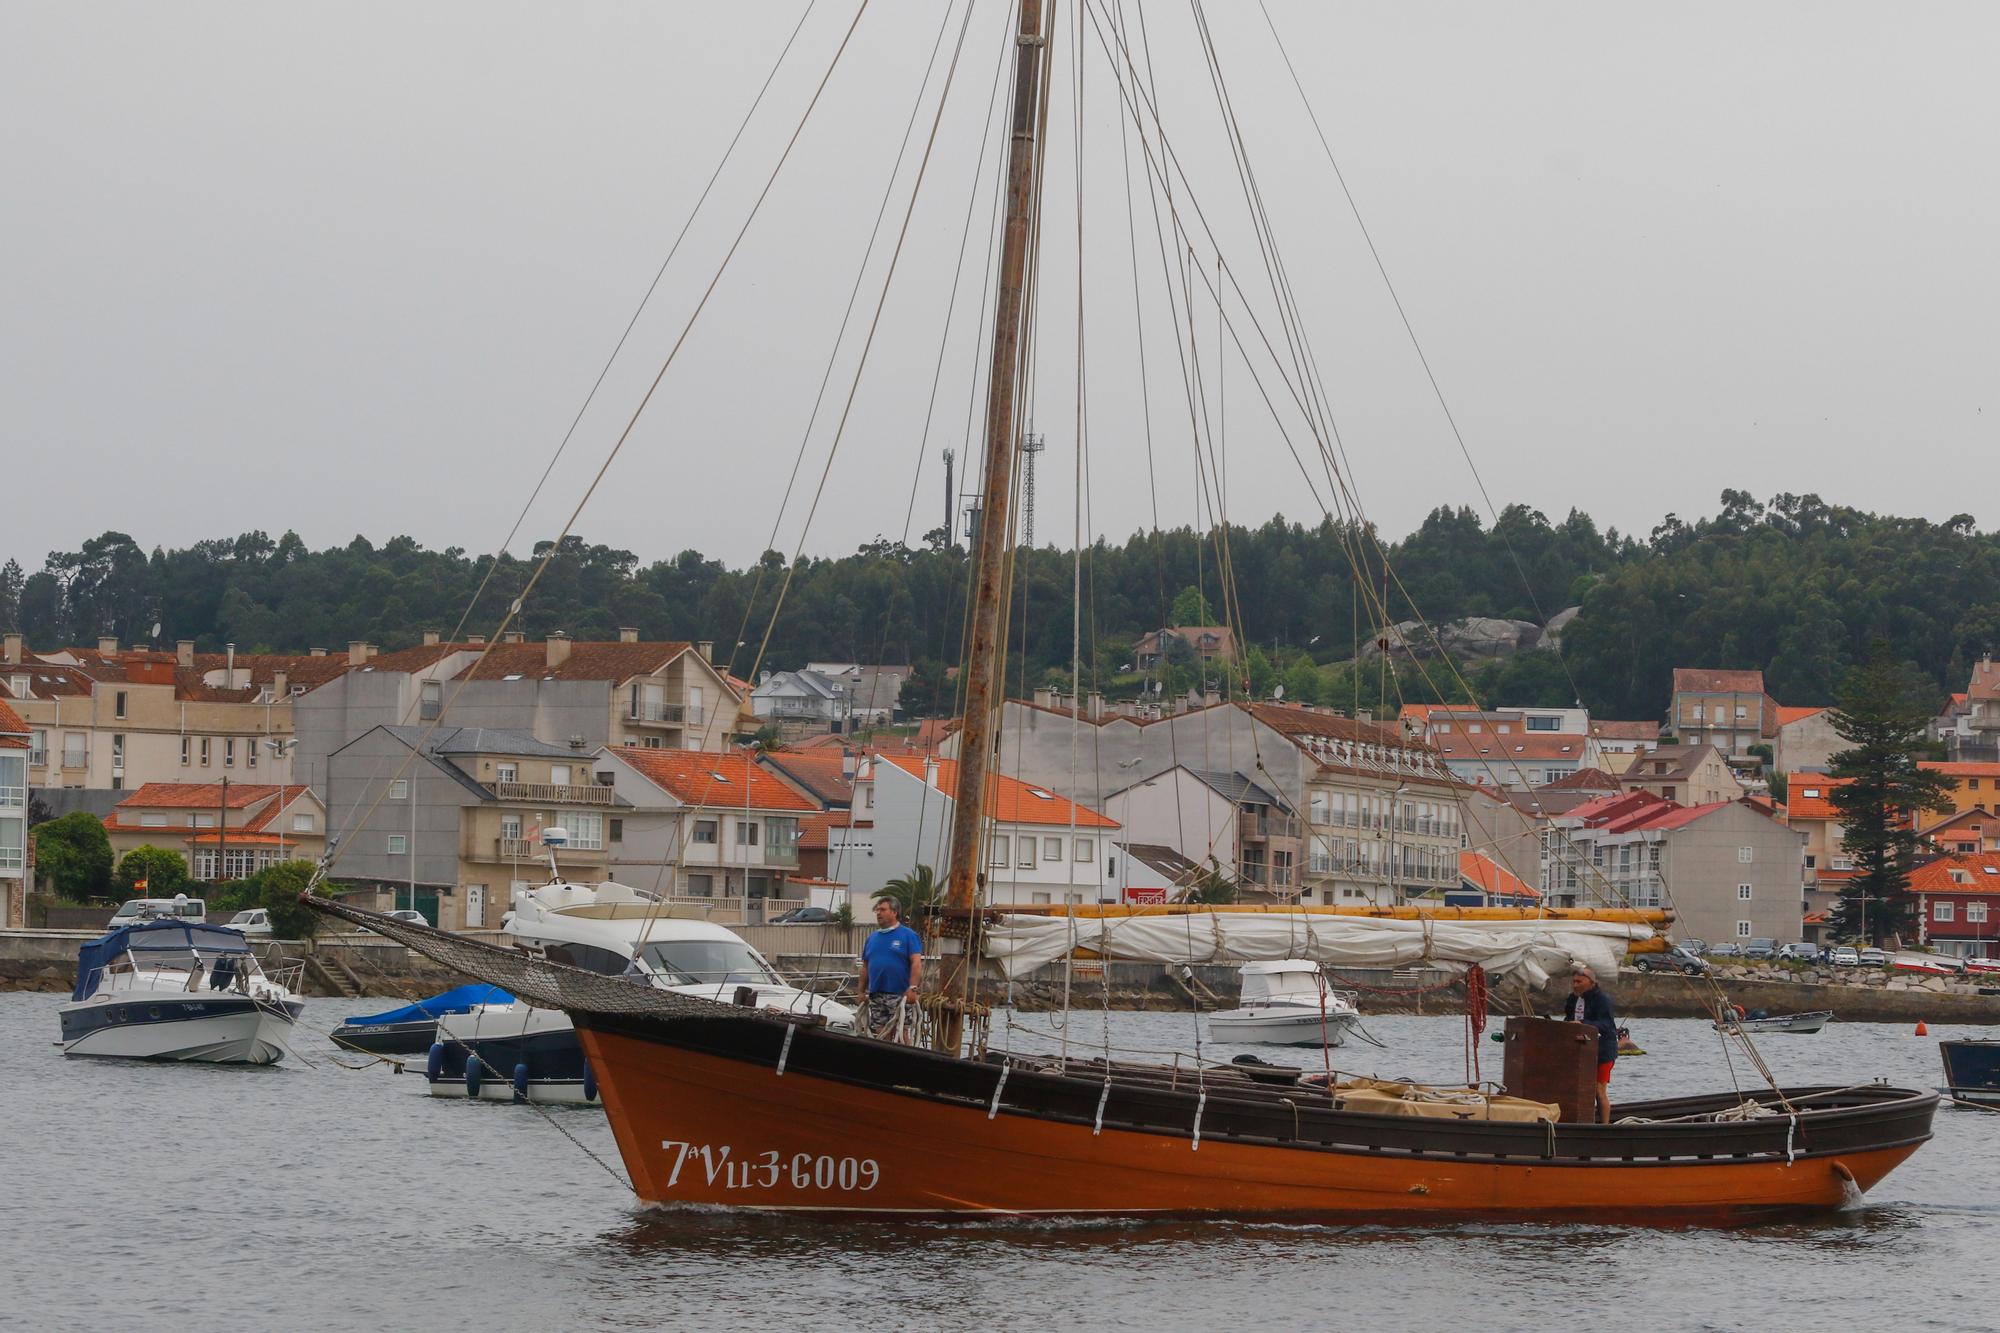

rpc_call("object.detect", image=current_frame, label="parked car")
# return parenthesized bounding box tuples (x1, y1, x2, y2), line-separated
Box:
(1681, 939, 1708, 956)
(769, 906, 836, 924)
(1858, 947, 1889, 967)
(226, 908, 273, 938)
(1776, 942, 1821, 962)
(1635, 945, 1710, 976)
(386, 909, 428, 926)
(108, 897, 207, 929)
(1829, 946, 1860, 967)
(1744, 938, 1779, 960)
(1708, 942, 1745, 959)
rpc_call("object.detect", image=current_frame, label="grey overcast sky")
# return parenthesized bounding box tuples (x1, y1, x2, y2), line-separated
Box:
(6, 1, 1996, 576)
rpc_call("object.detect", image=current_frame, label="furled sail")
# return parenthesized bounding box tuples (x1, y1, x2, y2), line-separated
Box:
(980, 912, 1649, 985)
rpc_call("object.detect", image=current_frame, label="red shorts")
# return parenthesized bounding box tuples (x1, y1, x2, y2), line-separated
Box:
(1596, 1061, 1615, 1085)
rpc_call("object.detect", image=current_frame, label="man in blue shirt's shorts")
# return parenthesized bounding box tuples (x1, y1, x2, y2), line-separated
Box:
(860, 898, 924, 1040)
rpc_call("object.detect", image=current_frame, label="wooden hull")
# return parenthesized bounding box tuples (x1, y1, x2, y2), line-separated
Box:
(577, 1015, 1932, 1220)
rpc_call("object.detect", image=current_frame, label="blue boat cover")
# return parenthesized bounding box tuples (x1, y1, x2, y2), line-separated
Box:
(72, 920, 252, 1001)
(342, 983, 514, 1027)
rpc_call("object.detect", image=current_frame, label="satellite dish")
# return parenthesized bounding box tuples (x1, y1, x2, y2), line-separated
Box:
(1274, 684, 1286, 700)
(150, 622, 162, 640)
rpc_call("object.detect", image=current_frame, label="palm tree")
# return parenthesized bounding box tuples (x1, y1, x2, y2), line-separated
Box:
(879, 864, 944, 920)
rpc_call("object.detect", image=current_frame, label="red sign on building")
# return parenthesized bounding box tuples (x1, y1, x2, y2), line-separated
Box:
(1125, 886, 1168, 905)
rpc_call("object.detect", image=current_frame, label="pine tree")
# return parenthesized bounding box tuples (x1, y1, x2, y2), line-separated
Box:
(1826, 643, 1954, 945)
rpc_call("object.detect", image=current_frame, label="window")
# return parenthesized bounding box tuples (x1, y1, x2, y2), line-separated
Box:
(1663, 786, 1676, 802)
(1738, 846, 1753, 863)
(246, 739, 256, 768)
(64, 733, 88, 768)
(1736, 921, 1752, 938)
(1735, 705, 1747, 720)
(140, 813, 168, 828)
(1045, 837, 1062, 860)
(550, 764, 571, 787)
(1691, 705, 1705, 722)
(501, 815, 522, 841)
(193, 813, 215, 828)
(566, 812, 604, 850)
(112, 734, 125, 767)
(1309, 791, 1328, 823)
(180, 736, 190, 767)
(610, 818, 623, 843)
(734, 820, 759, 846)
(420, 680, 443, 720)
(389, 779, 408, 800)
(693, 819, 717, 845)
(1969, 903, 1989, 924)
(200, 737, 211, 767)
(292, 813, 314, 832)
(687, 873, 714, 897)
(989, 835, 1011, 866)
(222, 737, 235, 767)
(496, 763, 518, 784)
(1019, 837, 1037, 868)
(1738, 883, 1753, 900)
(1935, 902, 1955, 922)
(387, 834, 407, 855)
(1804, 854, 1817, 869)
(1526, 715, 1559, 731)
(114, 691, 127, 719)
(1075, 837, 1095, 862)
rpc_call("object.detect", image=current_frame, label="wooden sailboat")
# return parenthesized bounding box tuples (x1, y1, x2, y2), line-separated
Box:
(305, 0, 1935, 1220)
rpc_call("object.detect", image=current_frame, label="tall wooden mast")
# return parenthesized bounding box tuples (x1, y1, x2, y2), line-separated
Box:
(936, 0, 1048, 1053)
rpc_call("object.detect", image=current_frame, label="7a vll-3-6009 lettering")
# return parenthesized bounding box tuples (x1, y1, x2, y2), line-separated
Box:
(661, 1142, 880, 1192)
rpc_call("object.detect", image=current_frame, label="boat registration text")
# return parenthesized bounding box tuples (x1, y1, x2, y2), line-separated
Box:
(661, 1142, 880, 1192)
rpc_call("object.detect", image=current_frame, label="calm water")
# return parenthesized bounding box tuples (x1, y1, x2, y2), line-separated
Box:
(5, 993, 1996, 1333)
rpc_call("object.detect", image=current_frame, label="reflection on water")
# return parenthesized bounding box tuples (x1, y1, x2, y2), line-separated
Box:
(3, 996, 1994, 1333)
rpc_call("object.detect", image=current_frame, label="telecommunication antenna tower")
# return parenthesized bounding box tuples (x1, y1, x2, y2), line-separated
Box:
(941, 448, 955, 543)
(1018, 430, 1045, 548)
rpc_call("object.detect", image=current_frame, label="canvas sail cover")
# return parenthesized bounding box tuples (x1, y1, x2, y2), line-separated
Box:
(979, 913, 1649, 985)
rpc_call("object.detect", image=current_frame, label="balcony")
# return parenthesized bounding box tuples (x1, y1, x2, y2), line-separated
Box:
(491, 780, 614, 806)
(629, 700, 699, 725)
(495, 836, 603, 859)
(1238, 811, 1301, 842)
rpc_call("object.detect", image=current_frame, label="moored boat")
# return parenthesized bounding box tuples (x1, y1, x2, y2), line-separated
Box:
(1207, 961, 1361, 1047)
(1939, 1038, 2000, 1106)
(1715, 1010, 1833, 1035)
(60, 920, 304, 1064)
(330, 983, 514, 1057)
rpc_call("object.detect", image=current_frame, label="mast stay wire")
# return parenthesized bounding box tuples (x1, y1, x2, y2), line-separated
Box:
(314, 0, 875, 887)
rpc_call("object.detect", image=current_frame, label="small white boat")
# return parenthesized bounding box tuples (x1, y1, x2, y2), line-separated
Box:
(1208, 960, 1362, 1047)
(1714, 1009, 1833, 1035)
(60, 920, 304, 1064)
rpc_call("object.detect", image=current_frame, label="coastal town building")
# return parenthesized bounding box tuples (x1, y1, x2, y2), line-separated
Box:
(1783, 778, 1857, 927)
(1909, 852, 2000, 960)
(1919, 762, 2000, 818)
(0, 698, 28, 927)
(750, 670, 850, 732)
(1618, 743, 1742, 806)
(802, 663, 909, 726)
(1957, 656, 2000, 763)
(1773, 705, 1840, 773)
(1131, 625, 1237, 670)
(3, 635, 307, 791)
(1668, 668, 1778, 756)
(1540, 791, 1806, 944)
(101, 781, 326, 880)
(325, 724, 622, 930)
(1104, 767, 1296, 897)
(591, 747, 815, 911)
(829, 754, 1122, 906)
(1919, 806, 2000, 856)
(1587, 719, 1660, 771)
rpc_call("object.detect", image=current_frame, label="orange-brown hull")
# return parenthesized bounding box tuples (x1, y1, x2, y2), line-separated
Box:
(580, 1027, 1921, 1220)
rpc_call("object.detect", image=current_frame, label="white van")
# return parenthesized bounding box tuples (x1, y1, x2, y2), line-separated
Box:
(108, 896, 208, 929)
(225, 908, 273, 938)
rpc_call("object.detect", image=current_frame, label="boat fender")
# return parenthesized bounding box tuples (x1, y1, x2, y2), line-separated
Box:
(1749, 1008, 1768, 1022)
(582, 1059, 598, 1104)
(512, 1062, 530, 1104)
(1733, 1005, 1747, 1020)
(464, 1055, 482, 1099)
(426, 1041, 445, 1084)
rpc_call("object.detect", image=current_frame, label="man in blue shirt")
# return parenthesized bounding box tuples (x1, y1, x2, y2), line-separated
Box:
(859, 898, 924, 1040)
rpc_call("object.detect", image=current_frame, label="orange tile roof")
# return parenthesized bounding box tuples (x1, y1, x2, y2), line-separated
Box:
(876, 754, 1119, 828)
(611, 747, 818, 812)
(185, 831, 319, 847)
(0, 697, 27, 738)
(1589, 718, 1659, 741)
(114, 782, 298, 810)
(1785, 777, 1850, 822)
(797, 811, 850, 851)
(1459, 850, 1540, 900)
(760, 752, 854, 805)
(1775, 705, 1829, 726)
(1245, 702, 1405, 747)
(1908, 852, 2000, 895)
(1922, 762, 2000, 780)
(1672, 668, 1767, 694)
(1433, 733, 1588, 762)
(453, 641, 693, 684)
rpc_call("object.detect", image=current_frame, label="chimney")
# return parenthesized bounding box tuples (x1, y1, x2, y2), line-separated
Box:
(272, 669, 288, 699)
(175, 639, 195, 668)
(468, 634, 486, 646)
(3, 632, 20, 665)
(1087, 690, 1105, 721)
(368, 644, 379, 659)
(309, 647, 327, 658)
(546, 633, 572, 668)
(697, 639, 715, 664)
(225, 642, 237, 686)
(347, 641, 369, 666)
(502, 630, 525, 644)
(618, 627, 639, 644)
(97, 635, 119, 657)
(1033, 687, 1056, 709)
(422, 630, 440, 647)
(1203, 688, 1220, 708)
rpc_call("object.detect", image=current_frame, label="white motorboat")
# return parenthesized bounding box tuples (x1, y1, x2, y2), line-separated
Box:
(428, 875, 854, 1104)
(1714, 1009, 1833, 1035)
(1207, 960, 1362, 1047)
(60, 920, 304, 1064)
